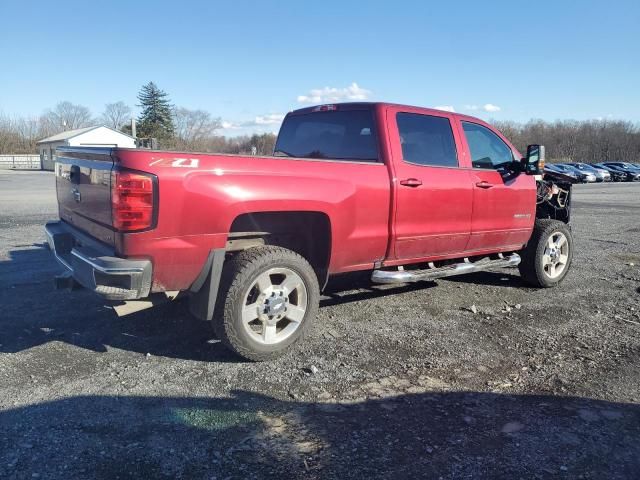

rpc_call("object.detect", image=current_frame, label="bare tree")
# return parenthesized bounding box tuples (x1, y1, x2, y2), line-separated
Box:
(41, 101, 94, 134)
(0, 113, 40, 154)
(100, 102, 132, 129)
(172, 108, 222, 149)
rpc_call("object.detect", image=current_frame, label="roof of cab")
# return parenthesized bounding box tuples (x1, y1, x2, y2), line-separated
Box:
(288, 102, 485, 124)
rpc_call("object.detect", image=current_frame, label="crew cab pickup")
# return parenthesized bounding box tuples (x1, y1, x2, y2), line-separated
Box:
(46, 102, 574, 360)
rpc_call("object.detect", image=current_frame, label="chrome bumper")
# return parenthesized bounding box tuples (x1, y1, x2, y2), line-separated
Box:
(45, 221, 152, 301)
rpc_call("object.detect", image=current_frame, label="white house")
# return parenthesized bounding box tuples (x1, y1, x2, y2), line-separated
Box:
(37, 125, 136, 170)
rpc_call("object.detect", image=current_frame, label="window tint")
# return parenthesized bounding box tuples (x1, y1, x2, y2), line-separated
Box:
(274, 110, 378, 161)
(462, 122, 514, 170)
(396, 113, 458, 167)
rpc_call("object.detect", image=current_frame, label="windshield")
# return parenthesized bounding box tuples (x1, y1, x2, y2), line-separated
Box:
(275, 110, 378, 161)
(574, 164, 593, 171)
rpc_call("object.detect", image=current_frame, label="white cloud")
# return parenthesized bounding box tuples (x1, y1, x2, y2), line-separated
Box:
(483, 103, 501, 112)
(464, 104, 502, 113)
(253, 113, 285, 125)
(297, 82, 372, 104)
(433, 105, 455, 112)
(220, 113, 286, 137)
(221, 113, 286, 131)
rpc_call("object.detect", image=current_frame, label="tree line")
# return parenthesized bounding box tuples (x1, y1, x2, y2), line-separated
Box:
(1, 81, 638, 163)
(492, 119, 640, 164)
(0, 82, 276, 156)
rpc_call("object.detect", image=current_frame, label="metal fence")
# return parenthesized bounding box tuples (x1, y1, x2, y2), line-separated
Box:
(0, 155, 41, 170)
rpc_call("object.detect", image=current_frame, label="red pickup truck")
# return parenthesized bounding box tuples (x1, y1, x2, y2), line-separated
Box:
(46, 102, 574, 360)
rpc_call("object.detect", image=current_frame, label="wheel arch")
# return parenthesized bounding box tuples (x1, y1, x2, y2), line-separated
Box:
(227, 211, 332, 289)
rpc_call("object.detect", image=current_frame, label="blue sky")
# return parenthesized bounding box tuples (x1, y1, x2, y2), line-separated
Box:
(1, 0, 639, 136)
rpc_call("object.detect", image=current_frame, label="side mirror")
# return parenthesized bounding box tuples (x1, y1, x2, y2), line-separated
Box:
(521, 144, 545, 175)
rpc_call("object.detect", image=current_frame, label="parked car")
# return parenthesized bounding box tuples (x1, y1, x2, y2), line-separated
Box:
(567, 166, 597, 183)
(544, 164, 579, 181)
(591, 164, 629, 182)
(553, 164, 597, 183)
(594, 163, 640, 181)
(566, 162, 611, 182)
(602, 162, 640, 175)
(45, 102, 574, 361)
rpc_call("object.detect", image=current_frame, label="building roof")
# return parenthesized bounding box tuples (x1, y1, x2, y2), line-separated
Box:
(37, 125, 135, 144)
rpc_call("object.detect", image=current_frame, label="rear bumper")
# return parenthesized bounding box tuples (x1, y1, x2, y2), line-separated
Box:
(45, 221, 152, 301)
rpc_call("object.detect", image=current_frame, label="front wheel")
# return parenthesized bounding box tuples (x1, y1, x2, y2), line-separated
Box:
(519, 219, 573, 288)
(213, 246, 320, 361)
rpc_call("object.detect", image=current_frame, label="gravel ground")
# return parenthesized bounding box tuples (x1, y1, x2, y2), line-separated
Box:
(1, 170, 639, 479)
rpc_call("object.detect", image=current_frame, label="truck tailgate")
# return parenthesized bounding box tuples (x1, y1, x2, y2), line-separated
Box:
(55, 147, 115, 246)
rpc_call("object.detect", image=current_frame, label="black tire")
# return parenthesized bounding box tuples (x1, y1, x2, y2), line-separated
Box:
(213, 246, 320, 361)
(519, 219, 573, 288)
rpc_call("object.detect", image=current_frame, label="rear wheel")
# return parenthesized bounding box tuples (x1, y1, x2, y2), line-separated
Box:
(214, 246, 320, 361)
(519, 219, 573, 288)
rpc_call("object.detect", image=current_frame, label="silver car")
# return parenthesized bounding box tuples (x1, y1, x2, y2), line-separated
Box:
(568, 163, 611, 182)
(555, 164, 597, 183)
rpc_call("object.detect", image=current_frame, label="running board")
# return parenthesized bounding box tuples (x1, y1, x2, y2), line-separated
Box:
(371, 253, 521, 284)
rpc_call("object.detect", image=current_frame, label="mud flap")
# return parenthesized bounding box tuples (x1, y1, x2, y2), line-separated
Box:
(188, 249, 226, 321)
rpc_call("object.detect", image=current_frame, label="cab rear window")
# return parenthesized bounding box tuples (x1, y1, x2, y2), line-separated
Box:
(275, 110, 378, 161)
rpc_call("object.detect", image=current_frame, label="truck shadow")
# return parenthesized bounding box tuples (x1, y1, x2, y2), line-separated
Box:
(0, 248, 429, 362)
(0, 245, 523, 362)
(0, 245, 239, 362)
(443, 270, 528, 288)
(321, 271, 436, 307)
(1, 389, 638, 479)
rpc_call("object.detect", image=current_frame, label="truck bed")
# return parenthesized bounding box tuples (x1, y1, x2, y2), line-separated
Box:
(54, 147, 392, 292)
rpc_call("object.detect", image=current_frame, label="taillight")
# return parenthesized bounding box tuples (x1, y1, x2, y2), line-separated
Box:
(111, 170, 156, 232)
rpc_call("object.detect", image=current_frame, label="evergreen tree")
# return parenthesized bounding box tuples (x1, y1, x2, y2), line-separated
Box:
(136, 82, 174, 139)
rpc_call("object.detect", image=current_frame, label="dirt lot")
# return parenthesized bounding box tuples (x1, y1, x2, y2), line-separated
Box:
(1, 170, 639, 479)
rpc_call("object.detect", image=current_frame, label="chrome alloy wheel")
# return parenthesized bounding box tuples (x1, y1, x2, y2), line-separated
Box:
(241, 267, 308, 345)
(542, 231, 569, 279)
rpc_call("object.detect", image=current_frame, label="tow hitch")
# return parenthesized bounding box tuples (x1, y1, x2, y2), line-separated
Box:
(54, 271, 79, 290)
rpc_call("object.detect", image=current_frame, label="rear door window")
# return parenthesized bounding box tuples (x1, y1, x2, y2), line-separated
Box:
(275, 110, 378, 161)
(396, 113, 458, 167)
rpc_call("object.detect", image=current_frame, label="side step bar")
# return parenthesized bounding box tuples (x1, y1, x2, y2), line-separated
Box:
(371, 253, 521, 284)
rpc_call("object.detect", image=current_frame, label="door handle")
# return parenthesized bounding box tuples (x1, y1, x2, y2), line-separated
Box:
(70, 165, 80, 184)
(475, 181, 494, 189)
(399, 178, 422, 187)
